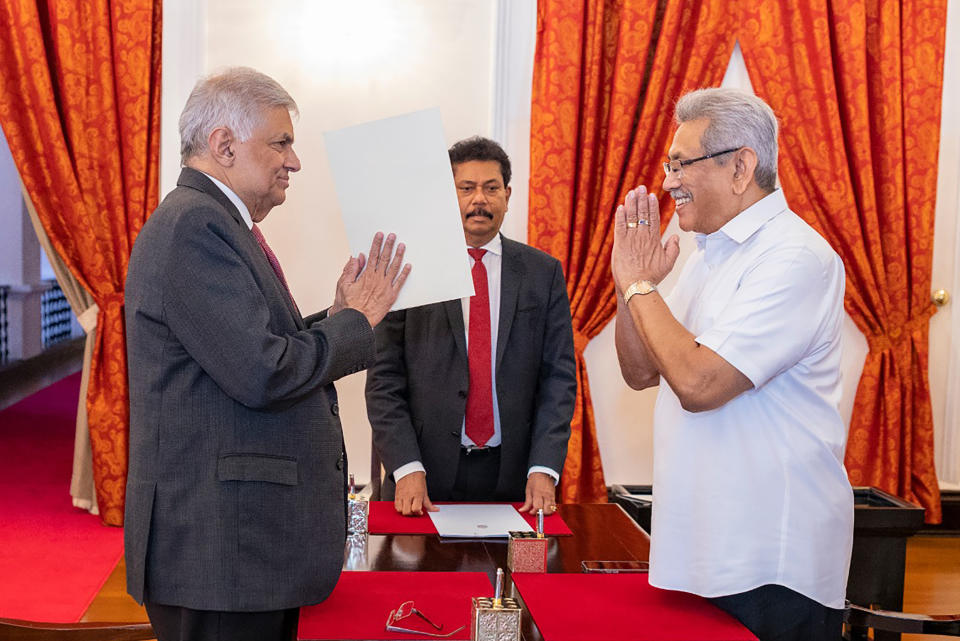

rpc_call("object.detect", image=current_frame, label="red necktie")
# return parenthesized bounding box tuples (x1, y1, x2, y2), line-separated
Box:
(465, 248, 494, 447)
(251, 224, 298, 312)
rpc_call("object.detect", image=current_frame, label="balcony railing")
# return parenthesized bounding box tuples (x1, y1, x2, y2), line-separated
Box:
(40, 280, 73, 349)
(0, 285, 8, 365)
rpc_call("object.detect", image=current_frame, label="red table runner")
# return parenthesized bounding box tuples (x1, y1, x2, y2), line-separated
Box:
(298, 571, 492, 640)
(368, 502, 573, 536)
(512, 573, 757, 641)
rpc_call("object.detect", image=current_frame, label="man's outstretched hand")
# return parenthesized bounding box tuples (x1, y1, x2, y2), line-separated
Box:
(330, 232, 411, 327)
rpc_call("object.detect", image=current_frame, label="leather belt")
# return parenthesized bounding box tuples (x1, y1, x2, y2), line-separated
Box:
(461, 445, 500, 455)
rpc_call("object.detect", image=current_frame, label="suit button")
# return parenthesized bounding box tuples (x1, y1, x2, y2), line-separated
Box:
(337, 453, 344, 470)
(457, 390, 467, 398)
(331, 402, 339, 416)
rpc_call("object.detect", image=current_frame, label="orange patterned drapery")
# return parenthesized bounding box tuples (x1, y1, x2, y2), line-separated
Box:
(739, 0, 947, 522)
(530, 0, 735, 502)
(533, 0, 947, 517)
(0, 0, 162, 525)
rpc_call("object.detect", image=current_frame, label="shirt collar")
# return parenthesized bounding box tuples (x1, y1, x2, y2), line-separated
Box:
(694, 189, 787, 263)
(469, 234, 502, 256)
(717, 188, 788, 244)
(202, 172, 253, 230)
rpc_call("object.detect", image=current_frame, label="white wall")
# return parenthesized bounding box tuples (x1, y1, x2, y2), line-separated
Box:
(162, 0, 958, 487)
(931, 0, 960, 487)
(164, 0, 500, 482)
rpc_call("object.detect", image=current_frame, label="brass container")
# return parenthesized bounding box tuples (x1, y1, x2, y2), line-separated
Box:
(506, 531, 548, 573)
(470, 596, 521, 641)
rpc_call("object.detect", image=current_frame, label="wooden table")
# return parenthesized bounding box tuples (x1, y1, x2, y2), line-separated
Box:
(339, 503, 650, 641)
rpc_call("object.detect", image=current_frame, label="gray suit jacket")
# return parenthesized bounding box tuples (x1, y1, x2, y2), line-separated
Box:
(124, 167, 374, 611)
(365, 236, 576, 501)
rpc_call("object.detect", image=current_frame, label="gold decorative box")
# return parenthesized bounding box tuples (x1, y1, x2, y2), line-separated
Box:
(507, 531, 548, 573)
(470, 596, 521, 641)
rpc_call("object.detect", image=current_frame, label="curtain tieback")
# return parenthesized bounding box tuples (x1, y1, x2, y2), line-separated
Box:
(89, 293, 126, 331)
(77, 303, 100, 333)
(865, 303, 937, 353)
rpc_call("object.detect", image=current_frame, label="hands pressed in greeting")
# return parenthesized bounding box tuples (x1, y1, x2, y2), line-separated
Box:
(330, 232, 411, 327)
(611, 186, 680, 294)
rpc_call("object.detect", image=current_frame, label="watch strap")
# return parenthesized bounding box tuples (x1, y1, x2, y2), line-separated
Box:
(623, 279, 657, 303)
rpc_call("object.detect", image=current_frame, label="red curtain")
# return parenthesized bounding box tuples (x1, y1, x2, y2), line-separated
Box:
(530, 0, 735, 502)
(0, 0, 162, 525)
(739, 0, 947, 521)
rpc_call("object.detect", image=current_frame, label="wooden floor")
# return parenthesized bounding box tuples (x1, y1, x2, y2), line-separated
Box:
(79, 535, 960, 639)
(902, 536, 960, 641)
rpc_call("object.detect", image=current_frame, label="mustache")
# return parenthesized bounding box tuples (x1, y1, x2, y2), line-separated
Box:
(466, 208, 494, 220)
(670, 189, 691, 200)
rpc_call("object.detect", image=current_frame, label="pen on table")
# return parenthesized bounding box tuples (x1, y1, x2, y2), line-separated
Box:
(493, 568, 503, 608)
(536, 508, 544, 538)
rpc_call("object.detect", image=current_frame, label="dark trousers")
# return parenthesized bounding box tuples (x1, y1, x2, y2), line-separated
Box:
(709, 584, 844, 641)
(450, 446, 500, 501)
(145, 601, 299, 641)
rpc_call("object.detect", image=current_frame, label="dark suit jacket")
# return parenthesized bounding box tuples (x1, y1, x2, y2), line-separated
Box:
(124, 167, 374, 612)
(365, 236, 576, 501)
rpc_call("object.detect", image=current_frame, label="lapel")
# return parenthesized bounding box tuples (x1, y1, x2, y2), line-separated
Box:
(443, 298, 467, 360)
(496, 235, 523, 371)
(178, 167, 304, 328)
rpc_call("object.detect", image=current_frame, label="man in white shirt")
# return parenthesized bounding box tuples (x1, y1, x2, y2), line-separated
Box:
(365, 137, 577, 517)
(612, 88, 853, 641)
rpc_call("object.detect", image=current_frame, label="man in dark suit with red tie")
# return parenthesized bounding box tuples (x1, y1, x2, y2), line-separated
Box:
(365, 136, 577, 517)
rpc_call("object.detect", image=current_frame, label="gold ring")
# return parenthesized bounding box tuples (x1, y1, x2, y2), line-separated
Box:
(626, 222, 638, 229)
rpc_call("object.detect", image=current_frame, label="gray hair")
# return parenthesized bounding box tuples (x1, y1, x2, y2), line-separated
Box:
(675, 88, 779, 192)
(179, 67, 298, 163)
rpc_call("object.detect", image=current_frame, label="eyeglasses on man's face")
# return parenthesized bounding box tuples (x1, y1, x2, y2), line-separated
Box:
(662, 147, 741, 179)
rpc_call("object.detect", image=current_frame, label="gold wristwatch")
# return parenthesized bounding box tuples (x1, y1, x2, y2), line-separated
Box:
(623, 279, 657, 303)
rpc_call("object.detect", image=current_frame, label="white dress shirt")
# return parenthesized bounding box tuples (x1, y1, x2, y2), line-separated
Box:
(203, 173, 252, 230)
(394, 235, 558, 484)
(648, 189, 854, 609)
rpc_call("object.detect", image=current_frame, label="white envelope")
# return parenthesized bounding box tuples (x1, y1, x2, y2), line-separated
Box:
(428, 504, 534, 538)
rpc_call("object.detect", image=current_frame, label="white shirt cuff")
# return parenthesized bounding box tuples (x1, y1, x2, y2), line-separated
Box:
(393, 461, 425, 482)
(528, 466, 559, 485)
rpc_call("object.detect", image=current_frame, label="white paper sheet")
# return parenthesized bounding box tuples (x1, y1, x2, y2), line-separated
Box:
(324, 109, 474, 311)
(428, 504, 534, 538)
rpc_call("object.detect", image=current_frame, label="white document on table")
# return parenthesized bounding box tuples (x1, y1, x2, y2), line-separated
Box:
(428, 504, 534, 538)
(324, 108, 474, 311)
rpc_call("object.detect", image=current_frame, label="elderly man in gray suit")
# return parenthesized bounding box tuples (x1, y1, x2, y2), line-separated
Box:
(365, 137, 576, 517)
(124, 67, 410, 641)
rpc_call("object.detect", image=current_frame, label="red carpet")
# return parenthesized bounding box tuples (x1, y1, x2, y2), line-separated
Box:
(0, 372, 124, 622)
